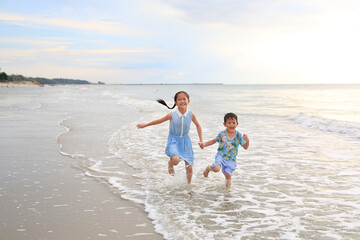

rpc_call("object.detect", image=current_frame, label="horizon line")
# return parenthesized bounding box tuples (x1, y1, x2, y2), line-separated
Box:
(107, 83, 360, 85)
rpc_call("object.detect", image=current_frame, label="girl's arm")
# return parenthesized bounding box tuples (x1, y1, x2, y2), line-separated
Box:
(137, 112, 172, 128)
(242, 134, 249, 150)
(192, 113, 203, 145)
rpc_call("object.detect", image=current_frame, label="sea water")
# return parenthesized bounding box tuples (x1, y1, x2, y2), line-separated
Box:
(3, 84, 359, 239)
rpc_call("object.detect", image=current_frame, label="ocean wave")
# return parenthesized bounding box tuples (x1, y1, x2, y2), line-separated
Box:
(289, 113, 360, 139)
(102, 90, 161, 113)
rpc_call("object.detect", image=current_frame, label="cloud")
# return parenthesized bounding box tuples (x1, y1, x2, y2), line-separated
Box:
(0, 12, 143, 36)
(138, 0, 186, 19)
(170, 0, 360, 83)
(0, 37, 72, 46)
(76, 49, 163, 55)
(4, 63, 171, 84)
(4, 47, 162, 56)
(0, 42, 167, 77)
(159, 0, 318, 25)
(2, 0, 360, 84)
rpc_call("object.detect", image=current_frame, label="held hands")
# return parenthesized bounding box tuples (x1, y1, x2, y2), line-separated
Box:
(199, 139, 216, 149)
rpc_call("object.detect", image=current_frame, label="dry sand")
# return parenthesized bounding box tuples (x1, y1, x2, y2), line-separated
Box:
(0, 81, 43, 88)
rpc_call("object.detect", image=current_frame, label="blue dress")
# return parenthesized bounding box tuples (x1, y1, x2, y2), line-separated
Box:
(165, 109, 194, 165)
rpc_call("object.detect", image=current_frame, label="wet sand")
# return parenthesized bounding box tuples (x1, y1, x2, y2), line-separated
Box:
(0, 93, 163, 240)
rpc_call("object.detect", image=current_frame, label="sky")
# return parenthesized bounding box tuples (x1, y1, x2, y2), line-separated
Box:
(1, 0, 360, 84)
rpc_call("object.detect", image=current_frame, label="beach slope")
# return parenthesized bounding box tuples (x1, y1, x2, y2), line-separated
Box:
(0, 89, 162, 240)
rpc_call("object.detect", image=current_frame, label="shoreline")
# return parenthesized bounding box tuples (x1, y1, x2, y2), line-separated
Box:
(0, 81, 43, 87)
(0, 89, 163, 240)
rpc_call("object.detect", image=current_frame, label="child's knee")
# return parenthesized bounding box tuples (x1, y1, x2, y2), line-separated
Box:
(186, 165, 193, 174)
(212, 165, 221, 172)
(170, 155, 180, 165)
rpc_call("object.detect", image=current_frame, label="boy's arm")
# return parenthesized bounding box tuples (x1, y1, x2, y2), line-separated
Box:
(199, 139, 216, 149)
(137, 112, 172, 128)
(242, 134, 249, 150)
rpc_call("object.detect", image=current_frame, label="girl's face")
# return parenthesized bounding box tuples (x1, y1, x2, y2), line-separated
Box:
(223, 118, 238, 133)
(175, 93, 190, 111)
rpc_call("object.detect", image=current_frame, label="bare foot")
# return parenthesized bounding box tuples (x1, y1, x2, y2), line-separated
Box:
(203, 165, 211, 177)
(168, 161, 175, 176)
(226, 179, 231, 189)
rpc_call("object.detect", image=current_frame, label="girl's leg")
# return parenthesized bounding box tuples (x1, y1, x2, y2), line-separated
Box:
(185, 162, 193, 184)
(224, 172, 232, 189)
(203, 164, 221, 177)
(168, 155, 180, 175)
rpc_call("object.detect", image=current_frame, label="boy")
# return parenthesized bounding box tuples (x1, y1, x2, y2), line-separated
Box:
(200, 112, 249, 188)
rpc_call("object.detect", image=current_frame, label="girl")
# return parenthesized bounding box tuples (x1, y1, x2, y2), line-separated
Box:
(137, 91, 203, 184)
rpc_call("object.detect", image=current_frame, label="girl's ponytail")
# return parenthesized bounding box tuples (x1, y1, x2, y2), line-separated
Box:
(157, 91, 189, 109)
(157, 99, 176, 109)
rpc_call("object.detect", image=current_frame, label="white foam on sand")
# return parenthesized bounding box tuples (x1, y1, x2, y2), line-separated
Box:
(43, 85, 360, 240)
(289, 112, 360, 139)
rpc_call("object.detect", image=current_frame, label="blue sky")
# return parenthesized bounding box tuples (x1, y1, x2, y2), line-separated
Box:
(1, 0, 360, 84)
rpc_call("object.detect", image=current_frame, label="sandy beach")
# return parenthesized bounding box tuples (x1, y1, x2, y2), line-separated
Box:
(2, 84, 359, 239)
(0, 81, 43, 88)
(0, 87, 163, 240)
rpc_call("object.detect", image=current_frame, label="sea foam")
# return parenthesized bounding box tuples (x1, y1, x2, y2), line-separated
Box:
(289, 113, 360, 139)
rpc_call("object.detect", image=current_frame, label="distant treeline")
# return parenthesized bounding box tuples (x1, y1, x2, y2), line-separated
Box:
(0, 71, 91, 85)
(7, 74, 91, 85)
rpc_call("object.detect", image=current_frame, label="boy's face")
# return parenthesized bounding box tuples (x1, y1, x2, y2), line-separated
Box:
(223, 117, 238, 133)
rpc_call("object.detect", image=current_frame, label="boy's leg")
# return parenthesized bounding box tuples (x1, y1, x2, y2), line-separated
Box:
(212, 165, 221, 172)
(204, 153, 223, 177)
(185, 162, 193, 184)
(168, 155, 180, 175)
(203, 165, 211, 177)
(203, 164, 221, 177)
(224, 172, 232, 189)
